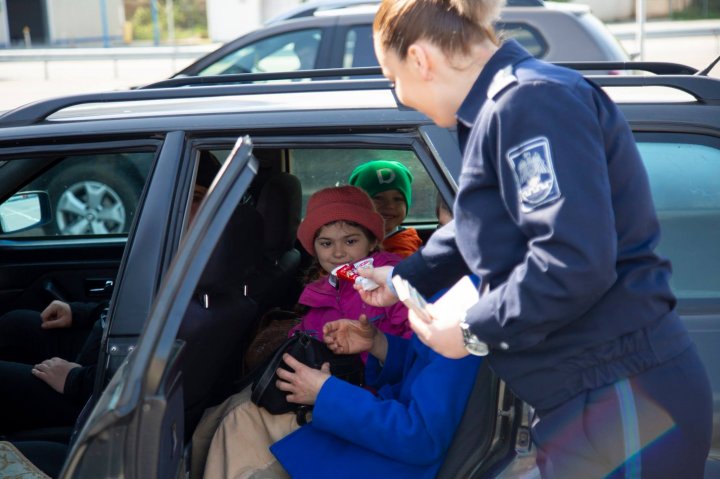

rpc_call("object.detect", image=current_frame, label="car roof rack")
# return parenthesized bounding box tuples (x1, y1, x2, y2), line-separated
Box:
(556, 61, 698, 75)
(559, 61, 720, 104)
(0, 68, 391, 128)
(139, 66, 383, 89)
(147, 62, 718, 103)
(2, 61, 717, 128)
(507, 0, 544, 5)
(152, 61, 698, 91)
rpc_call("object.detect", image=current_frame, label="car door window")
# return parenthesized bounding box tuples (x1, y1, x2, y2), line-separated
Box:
(198, 29, 322, 76)
(0, 151, 154, 237)
(638, 138, 720, 300)
(342, 25, 377, 68)
(289, 148, 437, 224)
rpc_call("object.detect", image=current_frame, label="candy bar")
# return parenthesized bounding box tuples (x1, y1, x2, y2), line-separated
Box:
(330, 258, 379, 291)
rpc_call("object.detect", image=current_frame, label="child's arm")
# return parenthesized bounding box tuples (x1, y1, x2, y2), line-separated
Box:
(311, 347, 482, 464)
(323, 315, 388, 362)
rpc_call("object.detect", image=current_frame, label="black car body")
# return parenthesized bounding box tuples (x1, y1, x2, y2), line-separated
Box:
(0, 63, 718, 478)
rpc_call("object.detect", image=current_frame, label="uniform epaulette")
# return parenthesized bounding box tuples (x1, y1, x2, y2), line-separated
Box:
(487, 65, 518, 100)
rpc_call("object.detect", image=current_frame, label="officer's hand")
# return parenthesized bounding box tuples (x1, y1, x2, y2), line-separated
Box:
(40, 300, 73, 329)
(409, 305, 468, 359)
(32, 357, 81, 393)
(324, 315, 377, 354)
(354, 266, 399, 307)
(275, 354, 331, 405)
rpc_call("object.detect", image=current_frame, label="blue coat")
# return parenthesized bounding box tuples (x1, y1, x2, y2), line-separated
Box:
(394, 40, 690, 412)
(270, 334, 482, 478)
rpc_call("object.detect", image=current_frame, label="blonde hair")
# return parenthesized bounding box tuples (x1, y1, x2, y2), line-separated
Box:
(374, 0, 504, 60)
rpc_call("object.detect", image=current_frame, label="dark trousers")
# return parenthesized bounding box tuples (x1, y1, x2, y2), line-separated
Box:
(532, 345, 712, 479)
(0, 361, 85, 434)
(0, 309, 93, 364)
(0, 309, 93, 435)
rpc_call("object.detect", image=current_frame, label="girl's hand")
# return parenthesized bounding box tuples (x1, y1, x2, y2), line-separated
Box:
(323, 315, 376, 354)
(275, 354, 331, 405)
(355, 266, 399, 307)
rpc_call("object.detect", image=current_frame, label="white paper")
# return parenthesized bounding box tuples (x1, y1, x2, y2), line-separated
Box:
(432, 275, 480, 320)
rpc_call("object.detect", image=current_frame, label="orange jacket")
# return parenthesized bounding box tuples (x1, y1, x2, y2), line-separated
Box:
(382, 227, 422, 258)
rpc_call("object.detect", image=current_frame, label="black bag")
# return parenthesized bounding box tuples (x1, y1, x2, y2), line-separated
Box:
(251, 331, 364, 419)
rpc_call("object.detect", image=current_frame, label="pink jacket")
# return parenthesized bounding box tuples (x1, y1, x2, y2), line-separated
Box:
(289, 251, 411, 341)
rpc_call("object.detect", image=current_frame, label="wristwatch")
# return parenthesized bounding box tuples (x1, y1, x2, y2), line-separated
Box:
(460, 320, 489, 356)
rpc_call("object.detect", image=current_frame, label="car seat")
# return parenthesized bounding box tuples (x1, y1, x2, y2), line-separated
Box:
(177, 202, 264, 438)
(246, 172, 303, 313)
(436, 360, 499, 478)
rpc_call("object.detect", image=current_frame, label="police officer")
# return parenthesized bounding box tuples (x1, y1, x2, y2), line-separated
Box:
(358, 1, 713, 478)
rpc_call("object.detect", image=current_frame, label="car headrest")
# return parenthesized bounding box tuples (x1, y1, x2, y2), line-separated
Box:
(197, 203, 263, 295)
(255, 173, 302, 261)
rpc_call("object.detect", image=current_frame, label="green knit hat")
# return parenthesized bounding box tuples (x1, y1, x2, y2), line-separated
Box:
(348, 160, 413, 209)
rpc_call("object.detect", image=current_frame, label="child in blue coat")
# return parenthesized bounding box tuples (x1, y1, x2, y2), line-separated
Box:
(203, 315, 482, 479)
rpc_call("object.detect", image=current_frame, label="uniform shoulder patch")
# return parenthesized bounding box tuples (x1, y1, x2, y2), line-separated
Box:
(505, 136, 561, 212)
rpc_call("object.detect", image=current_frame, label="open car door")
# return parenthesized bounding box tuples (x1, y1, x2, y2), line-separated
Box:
(61, 136, 258, 478)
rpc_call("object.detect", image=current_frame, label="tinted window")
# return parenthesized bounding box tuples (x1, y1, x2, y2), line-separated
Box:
(638, 139, 720, 299)
(198, 29, 322, 76)
(289, 148, 438, 224)
(1, 152, 154, 237)
(342, 25, 377, 68)
(496, 22, 548, 58)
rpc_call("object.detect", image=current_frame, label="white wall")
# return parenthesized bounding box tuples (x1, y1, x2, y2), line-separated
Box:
(47, 0, 124, 45)
(570, 0, 694, 22)
(206, 0, 300, 42)
(571, 0, 633, 21)
(207, 0, 261, 42)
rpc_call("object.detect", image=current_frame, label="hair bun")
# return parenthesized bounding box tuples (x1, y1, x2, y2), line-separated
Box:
(448, 0, 505, 27)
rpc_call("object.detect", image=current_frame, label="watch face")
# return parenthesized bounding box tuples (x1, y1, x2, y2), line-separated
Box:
(466, 339, 489, 356)
(461, 322, 489, 356)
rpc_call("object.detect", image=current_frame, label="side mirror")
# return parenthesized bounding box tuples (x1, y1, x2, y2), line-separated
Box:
(0, 191, 53, 234)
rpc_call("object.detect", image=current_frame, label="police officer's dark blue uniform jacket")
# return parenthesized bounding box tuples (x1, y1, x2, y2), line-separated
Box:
(394, 40, 691, 412)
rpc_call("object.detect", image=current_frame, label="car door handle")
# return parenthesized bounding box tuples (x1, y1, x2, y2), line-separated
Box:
(86, 279, 114, 297)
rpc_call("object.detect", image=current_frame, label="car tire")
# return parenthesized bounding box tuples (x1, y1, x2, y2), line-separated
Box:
(46, 164, 141, 236)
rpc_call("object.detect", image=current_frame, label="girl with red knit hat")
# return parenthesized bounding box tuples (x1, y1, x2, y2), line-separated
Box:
(195, 185, 481, 479)
(289, 185, 411, 341)
(192, 186, 413, 477)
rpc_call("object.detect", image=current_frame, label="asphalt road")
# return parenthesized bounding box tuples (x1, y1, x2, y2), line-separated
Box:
(0, 29, 718, 113)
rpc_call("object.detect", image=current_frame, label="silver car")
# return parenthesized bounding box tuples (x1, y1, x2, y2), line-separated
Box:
(172, 0, 629, 78)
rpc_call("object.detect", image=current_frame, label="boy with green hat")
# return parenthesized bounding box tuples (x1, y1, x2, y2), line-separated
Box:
(348, 160, 422, 257)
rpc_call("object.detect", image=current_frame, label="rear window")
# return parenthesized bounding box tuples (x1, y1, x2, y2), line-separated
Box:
(342, 25, 378, 68)
(290, 148, 438, 224)
(638, 137, 720, 300)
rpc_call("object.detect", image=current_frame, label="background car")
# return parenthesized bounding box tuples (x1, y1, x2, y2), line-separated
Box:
(24, 0, 627, 238)
(172, 0, 629, 78)
(0, 60, 718, 478)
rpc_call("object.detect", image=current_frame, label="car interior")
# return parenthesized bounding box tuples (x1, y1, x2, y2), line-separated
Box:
(164, 148, 508, 477)
(1, 143, 511, 477)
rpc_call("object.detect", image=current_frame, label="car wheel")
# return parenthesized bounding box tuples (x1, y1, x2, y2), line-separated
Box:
(46, 165, 140, 235)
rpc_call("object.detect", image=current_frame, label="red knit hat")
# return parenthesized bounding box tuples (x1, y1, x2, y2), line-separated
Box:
(297, 185, 385, 256)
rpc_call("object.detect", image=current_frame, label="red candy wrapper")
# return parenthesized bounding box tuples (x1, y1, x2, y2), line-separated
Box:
(330, 258, 379, 291)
